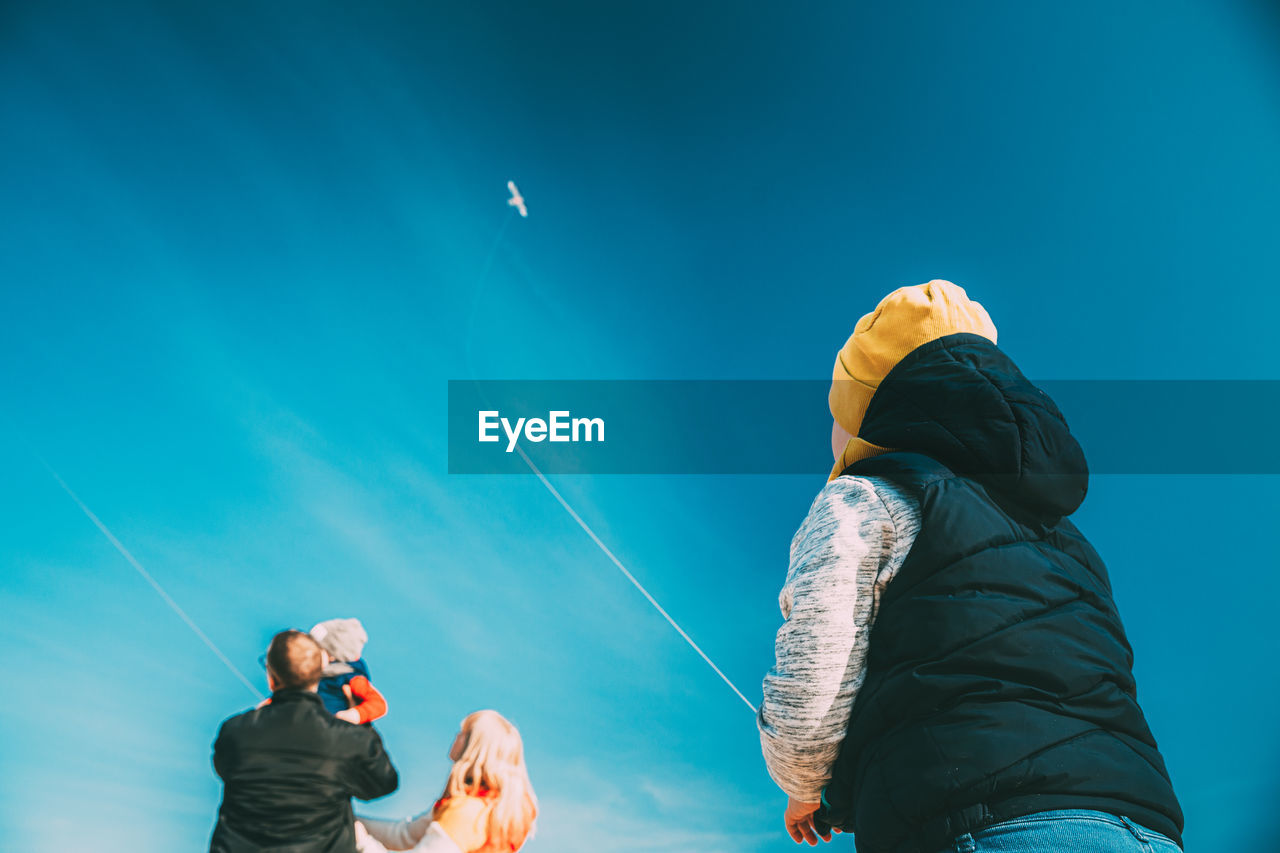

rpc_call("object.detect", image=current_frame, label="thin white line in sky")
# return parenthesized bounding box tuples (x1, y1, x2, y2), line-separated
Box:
(513, 444, 759, 715)
(44, 465, 265, 701)
(465, 199, 756, 715)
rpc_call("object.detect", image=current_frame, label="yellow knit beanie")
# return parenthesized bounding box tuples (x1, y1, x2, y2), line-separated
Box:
(829, 280, 998, 480)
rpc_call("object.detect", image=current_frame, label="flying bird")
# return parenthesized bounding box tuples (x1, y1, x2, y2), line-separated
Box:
(507, 180, 527, 217)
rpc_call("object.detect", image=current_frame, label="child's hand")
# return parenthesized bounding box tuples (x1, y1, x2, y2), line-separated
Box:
(784, 798, 831, 846)
(335, 682, 365, 722)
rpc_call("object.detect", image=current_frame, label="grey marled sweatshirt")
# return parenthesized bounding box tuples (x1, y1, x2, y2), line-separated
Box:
(758, 474, 923, 803)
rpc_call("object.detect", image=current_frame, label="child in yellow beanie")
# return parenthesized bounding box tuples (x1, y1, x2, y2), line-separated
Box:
(827, 279, 997, 479)
(760, 279, 1184, 852)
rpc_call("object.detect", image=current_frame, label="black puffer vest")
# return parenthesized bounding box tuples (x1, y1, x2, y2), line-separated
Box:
(817, 334, 1183, 852)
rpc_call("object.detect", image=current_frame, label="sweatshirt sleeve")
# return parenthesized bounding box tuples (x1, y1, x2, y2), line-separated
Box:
(757, 475, 916, 803)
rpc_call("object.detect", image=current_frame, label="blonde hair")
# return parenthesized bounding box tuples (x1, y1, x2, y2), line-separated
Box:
(438, 710, 538, 852)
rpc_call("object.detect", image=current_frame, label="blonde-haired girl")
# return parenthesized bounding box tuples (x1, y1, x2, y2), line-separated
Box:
(356, 710, 538, 853)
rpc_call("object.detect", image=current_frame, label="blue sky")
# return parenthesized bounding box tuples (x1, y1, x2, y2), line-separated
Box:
(2, 1, 1278, 850)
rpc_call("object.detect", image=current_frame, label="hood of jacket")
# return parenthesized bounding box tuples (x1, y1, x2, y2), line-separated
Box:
(852, 332, 1088, 522)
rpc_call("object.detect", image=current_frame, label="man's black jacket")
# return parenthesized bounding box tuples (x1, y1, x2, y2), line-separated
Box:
(210, 688, 398, 852)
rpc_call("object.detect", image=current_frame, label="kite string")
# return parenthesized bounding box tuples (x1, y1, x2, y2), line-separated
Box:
(513, 444, 758, 714)
(43, 462, 264, 701)
(466, 203, 758, 715)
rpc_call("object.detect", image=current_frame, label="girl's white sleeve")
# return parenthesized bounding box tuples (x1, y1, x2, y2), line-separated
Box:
(356, 812, 433, 851)
(757, 475, 920, 803)
(411, 823, 465, 853)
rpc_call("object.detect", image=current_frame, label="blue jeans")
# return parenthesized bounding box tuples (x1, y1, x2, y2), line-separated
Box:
(944, 809, 1183, 852)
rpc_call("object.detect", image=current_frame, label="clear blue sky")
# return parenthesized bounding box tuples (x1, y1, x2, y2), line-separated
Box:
(2, 1, 1278, 850)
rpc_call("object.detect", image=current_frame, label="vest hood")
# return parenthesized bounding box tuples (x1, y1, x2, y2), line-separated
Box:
(854, 333, 1088, 521)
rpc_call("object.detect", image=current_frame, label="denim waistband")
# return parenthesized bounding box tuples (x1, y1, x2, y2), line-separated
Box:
(998, 809, 1129, 825)
(948, 807, 1172, 851)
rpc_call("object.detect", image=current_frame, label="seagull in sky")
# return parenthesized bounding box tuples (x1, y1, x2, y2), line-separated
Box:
(507, 180, 527, 217)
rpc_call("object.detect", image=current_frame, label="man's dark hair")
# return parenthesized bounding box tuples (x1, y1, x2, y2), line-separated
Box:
(265, 629, 324, 689)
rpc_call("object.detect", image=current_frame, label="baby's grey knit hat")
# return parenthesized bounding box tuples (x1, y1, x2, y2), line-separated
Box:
(310, 617, 368, 663)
